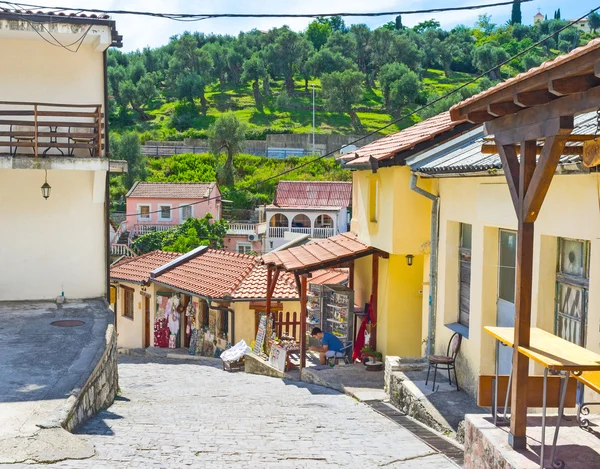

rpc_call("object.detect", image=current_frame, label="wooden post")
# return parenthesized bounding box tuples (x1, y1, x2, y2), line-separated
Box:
(33, 104, 38, 158)
(266, 266, 273, 320)
(299, 274, 308, 370)
(371, 253, 379, 350)
(348, 262, 355, 289)
(96, 105, 102, 157)
(508, 140, 536, 449)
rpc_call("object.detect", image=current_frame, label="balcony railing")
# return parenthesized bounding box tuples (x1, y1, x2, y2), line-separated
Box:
(227, 223, 258, 235)
(0, 101, 104, 157)
(110, 244, 137, 257)
(268, 226, 336, 239)
(312, 227, 335, 239)
(290, 227, 312, 235)
(132, 224, 174, 237)
(269, 226, 287, 238)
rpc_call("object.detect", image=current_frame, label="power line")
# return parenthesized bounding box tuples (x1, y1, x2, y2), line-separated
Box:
(106, 5, 597, 219)
(2, 1, 532, 22)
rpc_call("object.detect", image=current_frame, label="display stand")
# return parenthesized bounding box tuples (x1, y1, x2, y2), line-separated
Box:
(306, 283, 324, 348)
(322, 284, 355, 358)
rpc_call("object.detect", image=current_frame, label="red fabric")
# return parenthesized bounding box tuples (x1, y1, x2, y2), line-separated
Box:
(353, 298, 373, 361)
(154, 319, 170, 348)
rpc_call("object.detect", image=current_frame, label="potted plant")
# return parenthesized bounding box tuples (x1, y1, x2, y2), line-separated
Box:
(360, 345, 382, 364)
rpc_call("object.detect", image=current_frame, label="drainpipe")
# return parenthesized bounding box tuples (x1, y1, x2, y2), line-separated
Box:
(410, 173, 439, 357)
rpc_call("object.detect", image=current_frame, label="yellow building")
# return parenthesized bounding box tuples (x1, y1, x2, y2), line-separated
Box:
(339, 113, 476, 358)
(408, 111, 600, 399)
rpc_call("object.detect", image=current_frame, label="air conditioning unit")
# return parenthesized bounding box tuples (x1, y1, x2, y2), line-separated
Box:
(248, 233, 258, 241)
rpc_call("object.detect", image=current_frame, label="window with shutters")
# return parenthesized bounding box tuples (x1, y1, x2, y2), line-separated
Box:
(458, 223, 472, 328)
(158, 204, 172, 221)
(122, 286, 134, 320)
(180, 204, 193, 221)
(555, 238, 589, 346)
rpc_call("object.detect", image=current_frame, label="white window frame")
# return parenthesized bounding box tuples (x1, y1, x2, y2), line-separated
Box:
(158, 204, 173, 222)
(237, 242, 253, 254)
(137, 204, 151, 222)
(180, 204, 194, 222)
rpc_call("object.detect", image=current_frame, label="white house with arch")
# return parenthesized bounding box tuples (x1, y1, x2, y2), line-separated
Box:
(265, 181, 352, 251)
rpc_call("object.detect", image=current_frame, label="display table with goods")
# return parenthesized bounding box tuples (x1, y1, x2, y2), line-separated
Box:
(268, 334, 300, 372)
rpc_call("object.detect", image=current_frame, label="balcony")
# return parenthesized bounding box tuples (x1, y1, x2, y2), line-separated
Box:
(268, 226, 335, 239)
(227, 223, 259, 235)
(0, 101, 104, 160)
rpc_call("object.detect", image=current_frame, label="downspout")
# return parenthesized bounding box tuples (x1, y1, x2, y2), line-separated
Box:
(410, 173, 439, 357)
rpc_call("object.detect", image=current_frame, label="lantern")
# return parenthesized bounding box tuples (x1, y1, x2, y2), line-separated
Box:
(41, 170, 51, 200)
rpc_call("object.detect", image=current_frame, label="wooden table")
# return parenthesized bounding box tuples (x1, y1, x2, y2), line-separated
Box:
(484, 326, 600, 469)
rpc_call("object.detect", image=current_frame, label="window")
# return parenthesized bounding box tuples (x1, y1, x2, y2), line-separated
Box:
(555, 238, 590, 346)
(138, 205, 150, 221)
(122, 286, 134, 319)
(180, 205, 193, 221)
(158, 204, 172, 221)
(237, 242, 252, 254)
(498, 230, 517, 303)
(369, 178, 379, 223)
(458, 223, 472, 328)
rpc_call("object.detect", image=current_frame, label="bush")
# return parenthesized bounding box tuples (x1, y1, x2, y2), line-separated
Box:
(169, 101, 198, 131)
(276, 91, 293, 110)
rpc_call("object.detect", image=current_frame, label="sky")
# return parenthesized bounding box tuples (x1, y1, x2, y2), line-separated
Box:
(27, 0, 600, 51)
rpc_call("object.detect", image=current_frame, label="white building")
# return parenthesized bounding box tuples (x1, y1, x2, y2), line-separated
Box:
(265, 181, 352, 252)
(0, 11, 121, 301)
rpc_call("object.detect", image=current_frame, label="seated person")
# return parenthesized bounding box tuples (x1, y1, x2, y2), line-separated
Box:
(309, 327, 344, 365)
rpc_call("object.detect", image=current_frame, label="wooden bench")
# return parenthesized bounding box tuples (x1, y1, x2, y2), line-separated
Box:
(478, 375, 578, 408)
(573, 371, 600, 429)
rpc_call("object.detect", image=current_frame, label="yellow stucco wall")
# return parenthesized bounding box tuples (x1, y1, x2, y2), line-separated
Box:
(434, 173, 600, 400)
(350, 165, 432, 358)
(114, 282, 157, 349)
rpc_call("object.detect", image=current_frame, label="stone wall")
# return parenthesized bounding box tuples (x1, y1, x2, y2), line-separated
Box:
(61, 323, 119, 432)
(463, 415, 516, 469)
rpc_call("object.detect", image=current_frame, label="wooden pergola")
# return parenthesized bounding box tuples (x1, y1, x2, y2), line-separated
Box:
(261, 232, 385, 369)
(450, 38, 600, 449)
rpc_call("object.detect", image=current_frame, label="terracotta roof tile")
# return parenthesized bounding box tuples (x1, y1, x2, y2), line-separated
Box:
(152, 249, 256, 298)
(0, 8, 111, 19)
(262, 232, 379, 272)
(342, 112, 467, 166)
(110, 251, 181, 284)
(450, 38, 600, 119)
(272, 181, 351, 208)
(309, 268, 349, 285)
(127, 182, 217, 199)
(232, 266, 298, 300)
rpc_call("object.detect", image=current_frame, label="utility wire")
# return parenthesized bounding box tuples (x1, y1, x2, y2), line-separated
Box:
(2, 1, 532, 21)
(117, 5, 600, 219)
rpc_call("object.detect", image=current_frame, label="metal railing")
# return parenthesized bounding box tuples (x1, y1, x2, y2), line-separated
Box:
(227, 223, 258, 235)
(0, 101, 104, 157)
(269, 226, 288, 238)
(312, 227, 335, 239)
(132, 224, 174, 236)
(141, 144, 320, 159)
(268, 226, 336, 239)
(290, 227, 312, 235)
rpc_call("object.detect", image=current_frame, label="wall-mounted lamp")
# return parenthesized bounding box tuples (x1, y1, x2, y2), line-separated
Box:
(41, 169, 51, 200)
(405, 254, 414, 266)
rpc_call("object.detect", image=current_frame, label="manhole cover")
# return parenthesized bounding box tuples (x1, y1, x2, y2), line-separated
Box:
(51, 320, 85, 327)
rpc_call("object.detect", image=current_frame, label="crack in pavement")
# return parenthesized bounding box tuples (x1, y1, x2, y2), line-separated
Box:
(379, 451, 440, 466)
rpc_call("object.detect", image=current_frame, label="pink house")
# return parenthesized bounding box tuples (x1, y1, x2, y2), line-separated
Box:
(125, 182, 221, 236)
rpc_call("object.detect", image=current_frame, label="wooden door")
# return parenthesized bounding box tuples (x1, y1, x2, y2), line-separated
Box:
(144, 296, 151, 348)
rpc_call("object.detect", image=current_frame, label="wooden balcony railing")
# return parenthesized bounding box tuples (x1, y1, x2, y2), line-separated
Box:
(0, 101, 104, 157)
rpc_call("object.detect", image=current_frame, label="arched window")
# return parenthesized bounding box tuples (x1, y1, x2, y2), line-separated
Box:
(269, 213, 289, 227)
(291, 214, 311, 228)
(314, 214, 334, 228)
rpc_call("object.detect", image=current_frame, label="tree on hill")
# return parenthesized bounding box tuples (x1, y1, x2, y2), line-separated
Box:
(378, 63, 411, 107)
(388, 71, 422, 112)
(265, 27, 312, 94)
(209, 113, 247, 185)
(242, 52, 269, 107)
(110, 132, 147, 189)
(473, 43, 509, 80)
(321, 70, 365, 131)
(554, 9, 561, 20)
(306, 18, 332, 50)
(510, 0, 522, 25)
(589, 12, 600, 34)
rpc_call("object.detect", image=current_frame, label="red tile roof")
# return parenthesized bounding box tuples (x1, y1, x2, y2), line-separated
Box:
(152, 249, 256, 299)
(341, 112, 468, 166)
(272, 181, 351, 209)
(450, 38, 600, 120)
(232, 265, 298, 300)
(0, 8, 111, 19)
(110, 251, 181, 284)
(127, 182, 217, 199)
(262, 232, 380, 272)
(309, 268, 349, 285)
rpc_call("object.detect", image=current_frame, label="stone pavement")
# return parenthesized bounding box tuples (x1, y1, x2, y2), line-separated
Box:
(38, 356, 459, 468)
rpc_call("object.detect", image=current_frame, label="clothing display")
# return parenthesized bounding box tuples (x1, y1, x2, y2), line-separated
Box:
(154, 318, 169, 348)
(189, 329, 198, 356)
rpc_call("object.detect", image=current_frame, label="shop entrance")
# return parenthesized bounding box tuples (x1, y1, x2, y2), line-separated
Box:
(144, 295, 151, 347)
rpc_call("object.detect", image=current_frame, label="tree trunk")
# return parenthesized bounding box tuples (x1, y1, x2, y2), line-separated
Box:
(252, 80, 262, 104)
(131, 102, 151, 121)
(443, 63, 452, 79)
(304, 78, 309, 92)
(223, 147, 235, 186)
(219, 75, 226, 91)
(199, 90, 208, 116)
(263, 78, 271, 96)
(349, 109, 363, 132)
(285, 74, 294, 94)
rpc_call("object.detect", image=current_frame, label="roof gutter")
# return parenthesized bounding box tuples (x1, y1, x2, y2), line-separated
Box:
(409, 173, 439, 357)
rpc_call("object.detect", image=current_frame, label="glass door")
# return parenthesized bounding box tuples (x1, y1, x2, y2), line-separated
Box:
(497, 230, 517, 375)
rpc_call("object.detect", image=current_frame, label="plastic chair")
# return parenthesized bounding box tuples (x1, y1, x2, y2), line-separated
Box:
(426, 332, 462, 391)
(327, 341, 353, 366)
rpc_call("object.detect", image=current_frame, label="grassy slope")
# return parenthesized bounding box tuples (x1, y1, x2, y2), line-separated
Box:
(116, 69, 475, 140)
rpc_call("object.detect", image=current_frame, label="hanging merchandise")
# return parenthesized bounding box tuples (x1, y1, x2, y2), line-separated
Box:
(189, 329, 198, 356)
(154, 318, 169, 348)
(584, 109, 600, 167)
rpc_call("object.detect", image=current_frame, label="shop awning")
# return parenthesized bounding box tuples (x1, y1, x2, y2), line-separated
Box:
(262, 232, 382, 275)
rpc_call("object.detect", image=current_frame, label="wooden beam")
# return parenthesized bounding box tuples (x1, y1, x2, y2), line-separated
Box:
(299, 275, 308, 370)
(522, 135, 570, 222)
(466, 110, 495, 123)
(549, 74, 599, 96)
(265, 267, 273, 319)
(485, 85, 600, 137)
(493, 115, 574, 146)
(514, 89, 556, 107)
(371, 253, 379, 350)
(509, 140, 536, 449)
(349, 262, 355, 290)
(488, 101, 524, 117)
(496, 144, 520, 213)
(481, 143, 581, 155)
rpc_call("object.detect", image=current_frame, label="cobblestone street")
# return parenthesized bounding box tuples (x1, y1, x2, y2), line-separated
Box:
(43, 356, 458, 468)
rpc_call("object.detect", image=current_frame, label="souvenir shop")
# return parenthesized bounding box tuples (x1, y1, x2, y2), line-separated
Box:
(153, 291, 231, 357)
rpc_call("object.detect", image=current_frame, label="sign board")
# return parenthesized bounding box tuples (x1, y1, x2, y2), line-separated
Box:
(254, 314, 267, 354)
(269, 345, 287, 372)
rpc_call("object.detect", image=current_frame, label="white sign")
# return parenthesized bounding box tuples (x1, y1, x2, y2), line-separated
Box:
(268, 345, 287, 372)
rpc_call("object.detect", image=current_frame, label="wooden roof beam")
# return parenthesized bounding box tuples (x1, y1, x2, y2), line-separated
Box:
(488, 101, 524, 117)
(549, 74, 600, 96)
(466, 109, 495, 123)
(514, 89, 557, 107)
(481, 143, 582, 155)
(494, 115, 574, 146)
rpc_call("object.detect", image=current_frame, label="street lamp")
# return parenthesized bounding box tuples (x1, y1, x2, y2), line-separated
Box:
(41, 169, 51, 200)
(311, 83, 316, 155)
(405, 254, 414, 267)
